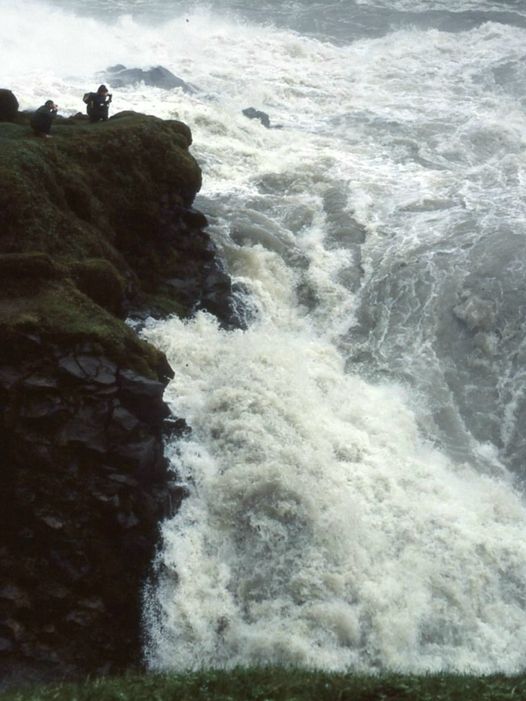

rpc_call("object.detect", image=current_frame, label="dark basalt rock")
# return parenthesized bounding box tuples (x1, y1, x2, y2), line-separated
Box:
(0, 340, 174, 686)
(156, 201, 247, 329)
(0, 89, 19, 122)
(243, 107, 271, 128)
(104, 65, 198, 93)
(242, 106, 283, 130)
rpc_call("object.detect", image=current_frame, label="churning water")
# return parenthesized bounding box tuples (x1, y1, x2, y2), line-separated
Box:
(3, 0, 526, 674)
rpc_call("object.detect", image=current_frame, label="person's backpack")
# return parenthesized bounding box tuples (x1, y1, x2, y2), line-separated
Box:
(83, 92, 95, 115)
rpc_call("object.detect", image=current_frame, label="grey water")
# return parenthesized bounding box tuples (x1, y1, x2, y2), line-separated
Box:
(50, 0, 526, 41)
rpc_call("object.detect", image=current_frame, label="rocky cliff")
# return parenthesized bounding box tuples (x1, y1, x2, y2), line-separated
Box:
(0, 109, 241, 687)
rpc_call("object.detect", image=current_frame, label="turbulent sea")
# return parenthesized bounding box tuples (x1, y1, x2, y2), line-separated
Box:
(3, 0, 526, 675)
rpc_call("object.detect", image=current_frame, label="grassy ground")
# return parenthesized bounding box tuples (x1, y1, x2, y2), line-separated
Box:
(1, 668, 525, 701)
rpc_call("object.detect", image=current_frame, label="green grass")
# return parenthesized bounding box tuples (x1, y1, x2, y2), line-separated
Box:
(1, 668, 525, 701)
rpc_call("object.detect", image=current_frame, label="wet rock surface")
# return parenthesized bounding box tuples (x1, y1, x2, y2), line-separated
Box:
(242, 106, 283, 130)
(155, 199, 246, 329)
(0, 340, 187, 685)
(104, 65, 198, 93)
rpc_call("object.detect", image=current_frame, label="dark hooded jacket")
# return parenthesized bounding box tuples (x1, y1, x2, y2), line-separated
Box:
(30, 104, 56, 134)
(83, 90, 112, 121)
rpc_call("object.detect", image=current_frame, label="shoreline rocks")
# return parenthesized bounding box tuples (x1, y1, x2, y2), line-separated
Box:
(242, 106, 283, 129)
(103, 65, 198, 93)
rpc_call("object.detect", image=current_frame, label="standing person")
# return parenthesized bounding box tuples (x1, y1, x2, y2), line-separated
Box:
(83, 85, 112, 123)
(30, 100, 58, 138)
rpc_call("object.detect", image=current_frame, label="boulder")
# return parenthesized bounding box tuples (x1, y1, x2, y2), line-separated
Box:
(104, 65, 198, 93)
(0, 89, 19, 122)
(242, 107, 283, 129)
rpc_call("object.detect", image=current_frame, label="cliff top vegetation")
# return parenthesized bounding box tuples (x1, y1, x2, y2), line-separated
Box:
(0, 112, 200, 377)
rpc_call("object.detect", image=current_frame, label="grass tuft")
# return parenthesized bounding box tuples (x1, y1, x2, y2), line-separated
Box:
(1, 668, 525, 701)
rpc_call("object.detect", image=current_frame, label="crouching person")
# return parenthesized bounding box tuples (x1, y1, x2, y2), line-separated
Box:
(83, 84, 112, 123)
(30, 100, 58, 138)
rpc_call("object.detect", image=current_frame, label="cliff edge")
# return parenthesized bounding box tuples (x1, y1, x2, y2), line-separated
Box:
(0, 111, 241, 686)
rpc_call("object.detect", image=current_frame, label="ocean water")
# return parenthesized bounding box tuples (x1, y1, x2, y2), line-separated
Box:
(3, 0, 526, 674)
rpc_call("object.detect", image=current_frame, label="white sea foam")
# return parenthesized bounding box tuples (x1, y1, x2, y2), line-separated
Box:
(143, 308, 526, 673)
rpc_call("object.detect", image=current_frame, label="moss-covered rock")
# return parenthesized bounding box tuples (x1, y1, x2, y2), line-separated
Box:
(0, 109, 241, 688)
(0, 111, 241, 335)
(68, 258, 126, 317)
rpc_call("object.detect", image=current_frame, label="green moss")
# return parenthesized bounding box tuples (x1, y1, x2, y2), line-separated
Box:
(0, 112, 202, 378)
(1, 669, 525, 701)
(0, 112, 200, 257)
(68, 258, 127, 316)
(0, 278, 163, 376)
(0, 252, 61, 281)
(0, 122, 26, 140)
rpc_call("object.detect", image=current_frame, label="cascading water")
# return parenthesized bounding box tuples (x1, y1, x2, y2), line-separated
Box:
(3, 0, 526, 674)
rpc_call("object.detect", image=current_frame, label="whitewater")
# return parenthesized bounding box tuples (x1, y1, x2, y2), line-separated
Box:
(3, 0, 526, 674)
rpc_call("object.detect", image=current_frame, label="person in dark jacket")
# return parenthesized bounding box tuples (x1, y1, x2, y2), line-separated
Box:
(30, 100, 58, 138)
(83, 84, 112, 123)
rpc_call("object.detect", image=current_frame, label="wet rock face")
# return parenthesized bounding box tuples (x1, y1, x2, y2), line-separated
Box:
(157, 200, 247, 329)
(242, 107, 271, 128)
(104, 65, 197, 93)
(242, 107, 283, 130)
(0, 337, 188, 684)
